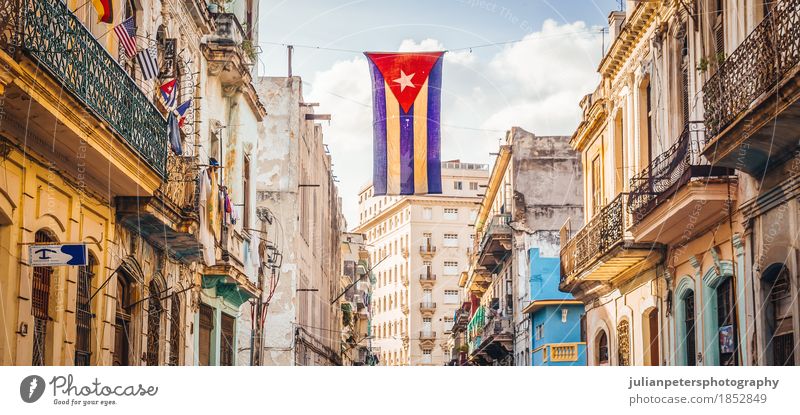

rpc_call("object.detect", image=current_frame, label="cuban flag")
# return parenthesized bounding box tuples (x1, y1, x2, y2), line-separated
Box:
(160, 79, 177, 109)
(365, 52, 444, 195)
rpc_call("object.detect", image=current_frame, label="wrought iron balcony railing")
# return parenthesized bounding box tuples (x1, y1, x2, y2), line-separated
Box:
(2, 0, 168, 177)
(419, 330, 436, 340)
(628, 123, 708, 222)
(702, 0, 800, 138)
(560, 193, 628, 284)
(478, 213, 511, 254)
(419, 273, 437, 283)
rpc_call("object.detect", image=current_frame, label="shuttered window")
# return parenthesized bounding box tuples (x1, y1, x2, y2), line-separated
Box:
(32, 230, 56, 366)
(199, 304, 214, 366)
(75, 254, 96, 366)
(220, 313, 235, 366)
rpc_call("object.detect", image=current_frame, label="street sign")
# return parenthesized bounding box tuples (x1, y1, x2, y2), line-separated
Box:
(28, 244, 88, 267)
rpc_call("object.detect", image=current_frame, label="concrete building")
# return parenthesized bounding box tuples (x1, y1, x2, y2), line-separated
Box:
(0, 0, 267, 366)
(457, 127, 583, 366)
(256, 76, 345, 366)
(354, 161, 489, 365)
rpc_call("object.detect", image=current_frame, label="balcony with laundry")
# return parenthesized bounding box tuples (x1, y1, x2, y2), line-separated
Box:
(701, 0, 800, 177)
(627, 123, 735, 244)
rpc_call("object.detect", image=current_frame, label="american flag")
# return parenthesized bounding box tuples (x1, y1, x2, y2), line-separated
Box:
(136, 47, 159, 81)
(114, 17, 137, 58)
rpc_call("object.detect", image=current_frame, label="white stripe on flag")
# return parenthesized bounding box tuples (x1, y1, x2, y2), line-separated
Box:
(137, 47, 158, 80)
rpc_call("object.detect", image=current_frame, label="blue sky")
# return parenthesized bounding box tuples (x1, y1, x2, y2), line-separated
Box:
(255, 0, 622, 227)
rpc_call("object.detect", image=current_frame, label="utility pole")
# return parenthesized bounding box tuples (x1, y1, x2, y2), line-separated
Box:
(287, 45, 294, 77)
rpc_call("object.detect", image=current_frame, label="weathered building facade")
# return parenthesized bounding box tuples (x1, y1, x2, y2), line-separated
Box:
(339, 232, 376, 365)
(457, 127, 583, 366)
(0, 0, 267, 366)
(561, 0, 799, 366)
(256, 76, 345, 366)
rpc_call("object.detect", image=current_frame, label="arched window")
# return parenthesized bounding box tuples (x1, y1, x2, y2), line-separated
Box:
(114, 273, 134, 366)
(763, 264, 795, 366)
(617, 320, 631, 366)
(644, 308, 660, 366)
(32, 230, 57, 365)
(596, 330, 609, 365)
(75, 253, 97, 366)
(146, 280, 163, 366)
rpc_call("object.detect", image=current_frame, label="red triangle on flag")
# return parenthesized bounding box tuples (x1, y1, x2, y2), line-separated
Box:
(366, 52, 443, 113)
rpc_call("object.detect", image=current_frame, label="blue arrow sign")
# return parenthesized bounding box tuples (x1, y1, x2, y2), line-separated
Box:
(29, 244, 88, 267)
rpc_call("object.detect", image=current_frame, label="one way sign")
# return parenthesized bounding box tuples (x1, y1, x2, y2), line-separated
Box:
(29, 244, 88, 267)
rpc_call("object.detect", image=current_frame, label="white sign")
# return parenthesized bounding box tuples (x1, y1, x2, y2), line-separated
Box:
(28, 244, 88, 267)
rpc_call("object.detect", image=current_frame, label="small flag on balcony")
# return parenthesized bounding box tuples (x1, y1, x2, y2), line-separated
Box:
(91, 0, 113, 24)
(160, 79, 177, 109)
(114, 17, 137, 58)
(365, 51, 444, 196)
(136, 46, 159, 81)
(167, 112, 183, 156)
(175, 99, 192, 127)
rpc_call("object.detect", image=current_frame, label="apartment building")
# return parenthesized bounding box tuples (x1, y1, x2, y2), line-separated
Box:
(354, 161, 489, 365)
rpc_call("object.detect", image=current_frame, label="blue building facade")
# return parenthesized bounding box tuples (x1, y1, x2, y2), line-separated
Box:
(524, 248, 586, 366)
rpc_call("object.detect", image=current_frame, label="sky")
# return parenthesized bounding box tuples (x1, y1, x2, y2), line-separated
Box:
(255, 0, 622, 228)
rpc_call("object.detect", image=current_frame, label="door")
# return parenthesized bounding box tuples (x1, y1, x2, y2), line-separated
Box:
(647, 308, 660, 366)
(716, 278, 739, 366)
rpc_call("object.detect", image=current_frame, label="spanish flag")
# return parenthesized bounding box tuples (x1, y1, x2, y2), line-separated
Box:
(365, 52, 444, 196)
(91, 0, 113, 24)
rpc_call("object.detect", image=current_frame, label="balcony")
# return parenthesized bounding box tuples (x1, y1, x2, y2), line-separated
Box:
(401, 274, 409, 286)
(532, 342, 587, 366)
(0, 0, 167, 193)
(419, 241, 437, 258)
(419, 301, 436, 316)
(419, 330, 436, 341)
(116, 155, 202, 262)
(401, 302, 409, 315)
(419, 272, 436, 288)
(477, 214, 512, 269)
(452, 302, 472, 332)
(559, 194, 662, 293)
(701, 0, 800, 176)
(470, 316, 513, 363)
(627, 124, 736, 244)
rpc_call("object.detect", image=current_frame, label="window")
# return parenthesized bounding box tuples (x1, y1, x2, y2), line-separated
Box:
(763, 265, 795, 366)
(32, 230, 56, 366)
(443, 261, 459, 276)
(716, 278, 739, 366)
(220, 313, 235, 366)
(75, 253, 97, 366)
(443, 208, 458, 220)
(422, 207, 432, 220)
(596, 330, 609, 365)
(114, 272, 134, 366)
(168, 294, 182, 365)
(469, 182, 478, 190)
(422, 349, 432, 364)
(198, 304, 214, 366)
(422, 289, 432, 303)
(535, 324, 544, 340)
(146, 280, 163, 366)
(591, 155, 602, 215)
(444, 290, 459, 304)
(443, 233, 458, 247)
(561, 308, 568, 323)
(469, 209, 478, 222)
(683, 290, 697, 366)
(453, 181, 462, 190)
(443, 317, 454, 332)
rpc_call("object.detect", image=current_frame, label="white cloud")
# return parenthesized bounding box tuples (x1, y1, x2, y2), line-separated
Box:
(307, 20, 601, 228)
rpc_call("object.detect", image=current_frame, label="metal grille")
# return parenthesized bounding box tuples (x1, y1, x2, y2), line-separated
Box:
(31, 230, 55, 366)
(703, 0, 800, 137)
(114, 275, 132, 366)
(145, 282, 162, 366)
(13, 0, 168, 177)
(220, 313, 235, 366)
(168, 295, 181, 366)
(198, 304, 213, 366)
(74, 254, 95, 366)
(617, 320, 631, 366)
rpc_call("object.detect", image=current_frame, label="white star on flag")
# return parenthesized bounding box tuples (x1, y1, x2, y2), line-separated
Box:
(393, 70, 415, 92)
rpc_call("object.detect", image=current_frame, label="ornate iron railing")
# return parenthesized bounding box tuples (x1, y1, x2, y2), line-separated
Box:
(478, 213, 511, 254)
(560, 193, 628, 284)
(703, 0, 800, 138)
(159, 155, 200, 215)
(627, 123, 707, 222)
(2, 0, 167, 177)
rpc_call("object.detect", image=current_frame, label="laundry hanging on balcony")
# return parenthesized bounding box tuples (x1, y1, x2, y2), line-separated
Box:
(365, 51, 444, 196)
